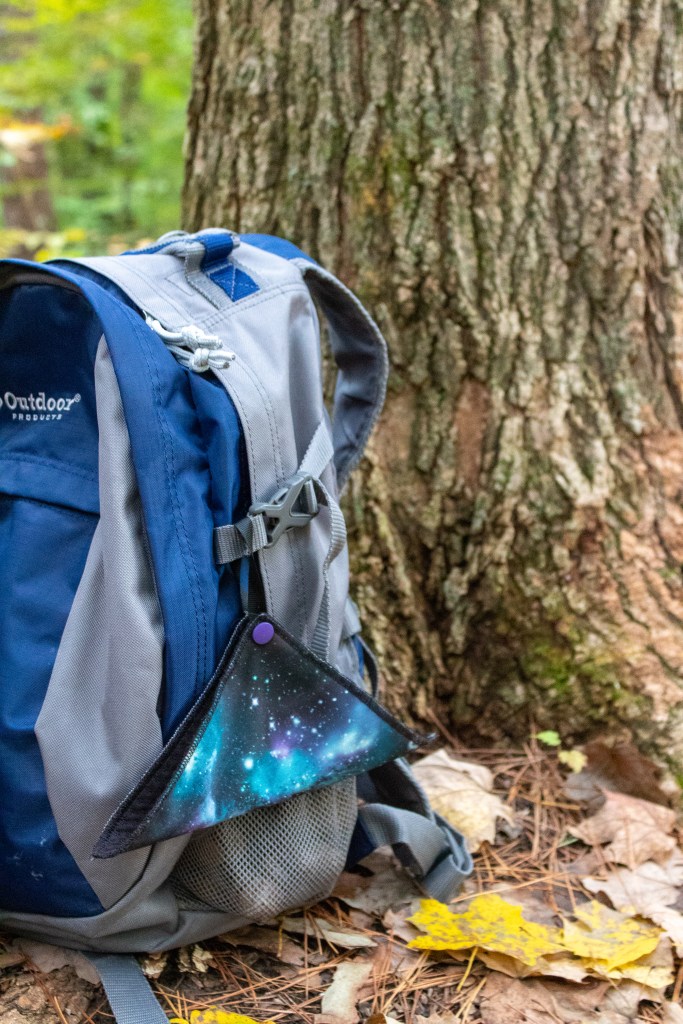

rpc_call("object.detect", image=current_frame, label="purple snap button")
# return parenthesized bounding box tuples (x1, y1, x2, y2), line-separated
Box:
(252, 621, 275, 645)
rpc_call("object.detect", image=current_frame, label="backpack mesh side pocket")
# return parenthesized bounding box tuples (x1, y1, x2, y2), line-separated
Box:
(170, 779, 357, 919)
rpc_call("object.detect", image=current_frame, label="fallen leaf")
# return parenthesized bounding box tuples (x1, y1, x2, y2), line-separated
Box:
(411, 749, 515, 852)
(583, 852, 683, 915)
(663, 1004, 683, 1023)
(382, 903, 422, 944)
(280, 915, 376, 949)
(569, 790, 676, 867)
(586, 935, 674, 990)
(583, 741, 670, 805)
(15, 939, 99, 984)
(536, 731, 562, 747)
(190, 1013, 275, 1024)
(220, 925, 305, 966)
(333, 855, 422, 916)
(648, 907, 683, 957)
(178, 945, 214, 974)
(560, 900, 661, 971)
(478, 949, 590, 982)
(317, 959, 374, 1024)
(479, 975, 618, 1024)
(582, 851, 683, 956)
(140, 951, 169, 979)
(415, 1014, 460, 1024)
(407, 895, 565, 966)
(558, 748, 588, 773)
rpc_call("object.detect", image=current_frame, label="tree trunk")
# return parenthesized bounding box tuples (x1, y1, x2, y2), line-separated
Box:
(183, 0, 683, 766)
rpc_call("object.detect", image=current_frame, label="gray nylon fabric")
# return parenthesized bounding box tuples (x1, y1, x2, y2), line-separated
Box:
(86, 954, 170, 1024)
(35, 337, 168, 909)
(357, 804, 473, 904)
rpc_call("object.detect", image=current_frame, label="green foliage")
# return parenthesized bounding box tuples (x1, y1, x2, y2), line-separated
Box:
(0, 0, 193, 252)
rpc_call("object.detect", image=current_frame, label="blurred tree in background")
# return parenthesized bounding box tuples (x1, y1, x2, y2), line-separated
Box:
(0, 0, 193, 257)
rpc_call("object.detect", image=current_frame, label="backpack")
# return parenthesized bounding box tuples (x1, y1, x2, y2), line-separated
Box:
(0, 229, 472, 1022)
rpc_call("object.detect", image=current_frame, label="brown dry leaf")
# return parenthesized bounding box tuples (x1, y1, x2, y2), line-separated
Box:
(220, 925, 306, 966)
(648, 908, 683, 957)
(415, 1015, 459, 1024)
(178, 945, 215, 974)
(411, 748, 515, 851)
(382, 903, 422, 944)
(583, 851, 683, 914)
(333, 854, 422, 916)
(582, 741, 670, 805)
(140, 951, 169, 979)
(478, 949, 590, 982)
(479, 975, 619, 1024)
(14, 939, 99, 985)
(280, 915, 376, 949)
(479, 973, 656, 1024)
(569, 790, 676, 867)
(316, 959, 374, 1024)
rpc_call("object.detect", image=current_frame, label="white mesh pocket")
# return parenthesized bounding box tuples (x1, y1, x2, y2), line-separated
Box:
(170, 779, 357, 920)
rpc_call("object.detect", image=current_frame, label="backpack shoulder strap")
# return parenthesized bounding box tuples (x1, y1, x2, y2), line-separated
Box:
(290, 258, 389, 491)
(353, 759, 473, 904)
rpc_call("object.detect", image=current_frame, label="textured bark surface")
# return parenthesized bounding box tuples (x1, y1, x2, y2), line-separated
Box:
(183, 0, 683, 766)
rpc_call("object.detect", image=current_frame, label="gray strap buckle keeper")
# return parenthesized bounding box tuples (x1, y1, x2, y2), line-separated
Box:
(249, 472, 319, 547)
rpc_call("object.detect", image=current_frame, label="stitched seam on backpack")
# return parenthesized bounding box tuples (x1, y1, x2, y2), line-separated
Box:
(126, 317, 209, 691)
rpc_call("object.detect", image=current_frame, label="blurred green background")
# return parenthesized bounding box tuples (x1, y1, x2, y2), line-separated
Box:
(0, 0, 193, 259)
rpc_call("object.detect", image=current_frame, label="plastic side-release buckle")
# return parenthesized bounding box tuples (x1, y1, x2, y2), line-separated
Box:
(249, 473, 319, 547)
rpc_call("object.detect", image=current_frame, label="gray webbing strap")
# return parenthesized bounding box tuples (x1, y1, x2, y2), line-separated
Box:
(292, 260, 389, 492)
(85, 953, 168, 1024)
(357, 804, 473, 904)
(214, 419, 334, 565)
(214, 509, 269, 563)
(309, 479, 346, 661)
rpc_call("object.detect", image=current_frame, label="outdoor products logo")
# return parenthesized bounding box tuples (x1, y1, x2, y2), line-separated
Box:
(0, 390, 81, 422)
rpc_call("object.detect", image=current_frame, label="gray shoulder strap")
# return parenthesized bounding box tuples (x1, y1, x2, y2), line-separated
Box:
(85, 953, 169, 1024)
(358, 758, 473, 903)
(292, 260, 389, 491)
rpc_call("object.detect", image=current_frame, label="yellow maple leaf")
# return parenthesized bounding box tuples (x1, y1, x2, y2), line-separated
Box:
(561, 901, 661, 971)
(407, 895, 565, 967)
(558, 748, 587, 773)
(189, 1011, 275, 1024)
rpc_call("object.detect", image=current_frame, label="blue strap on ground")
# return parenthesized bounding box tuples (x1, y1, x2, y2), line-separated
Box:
(85, 953, 169, 1024)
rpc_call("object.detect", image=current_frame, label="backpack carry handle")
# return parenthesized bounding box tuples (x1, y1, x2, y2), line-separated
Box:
(293, 260, 390, 492)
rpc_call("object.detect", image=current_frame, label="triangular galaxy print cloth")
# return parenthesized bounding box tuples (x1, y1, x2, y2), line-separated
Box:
(94, 615, 425, 857)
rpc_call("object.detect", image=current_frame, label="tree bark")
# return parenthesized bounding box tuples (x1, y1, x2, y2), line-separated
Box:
(183, 0, 683, 766)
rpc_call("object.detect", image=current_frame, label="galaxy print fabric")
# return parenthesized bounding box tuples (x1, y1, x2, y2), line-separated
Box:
(94, 615, 424, 858)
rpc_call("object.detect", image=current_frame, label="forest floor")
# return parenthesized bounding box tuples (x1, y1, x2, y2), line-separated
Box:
(2, 733, 683, 1024)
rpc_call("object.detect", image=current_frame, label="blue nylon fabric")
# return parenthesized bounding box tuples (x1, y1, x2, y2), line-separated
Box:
(197, 232, 236, 263)
(0, 284, 106, 915)
(0, 285, 101, 514)
(206, 263, 260, 302)
(0, 496, 101, 915)
(240, 233, 317, 264)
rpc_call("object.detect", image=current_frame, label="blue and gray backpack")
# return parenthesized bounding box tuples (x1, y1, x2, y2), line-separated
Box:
(0, 230, 471, 1020)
